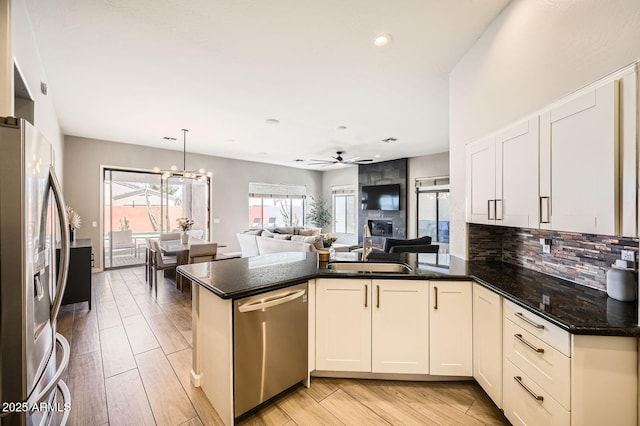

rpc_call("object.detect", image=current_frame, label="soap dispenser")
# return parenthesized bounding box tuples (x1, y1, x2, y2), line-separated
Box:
(606, 259, 637, 302)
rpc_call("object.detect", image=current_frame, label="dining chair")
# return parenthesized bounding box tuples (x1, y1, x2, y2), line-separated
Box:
(144, 238, 155, 283)
(160, 232, 181, 241)
(189, 243, 218, 264)
(149, 239, 178, 290)
(182, 243, 218, 292)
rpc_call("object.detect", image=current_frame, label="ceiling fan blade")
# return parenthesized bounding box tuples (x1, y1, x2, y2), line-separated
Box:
(309, 159, 335, 164)
(354, 159, 374, 163)
(345, 156, 360, 162)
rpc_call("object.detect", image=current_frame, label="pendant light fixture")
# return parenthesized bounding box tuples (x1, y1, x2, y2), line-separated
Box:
(153, 128, 212, 181)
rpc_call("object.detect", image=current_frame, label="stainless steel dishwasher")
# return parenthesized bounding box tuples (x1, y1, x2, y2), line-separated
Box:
(234, 282, 308, 417)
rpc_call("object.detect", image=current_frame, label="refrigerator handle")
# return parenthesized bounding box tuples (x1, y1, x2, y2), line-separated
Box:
(237, 289, 306, 313)
(28, 333, 70, 406)
(57, 380, 71, 426)
(49, 166, 70, 323)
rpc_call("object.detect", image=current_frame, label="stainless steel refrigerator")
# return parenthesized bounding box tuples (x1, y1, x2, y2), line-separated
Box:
(0, 117, 71, 425)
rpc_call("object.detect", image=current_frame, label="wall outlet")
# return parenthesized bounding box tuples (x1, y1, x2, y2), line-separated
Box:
(92, 221, 97, 228)
(542, 294, 550, 305)
(542, 244, 551, 254)
(621, 250, 635, 262)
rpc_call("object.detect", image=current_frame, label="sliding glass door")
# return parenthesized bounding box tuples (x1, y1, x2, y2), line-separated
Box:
(103, 169, 210, 269)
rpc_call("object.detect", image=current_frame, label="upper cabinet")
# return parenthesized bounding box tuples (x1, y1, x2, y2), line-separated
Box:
(465, 64, 638, 237)
(465, 117, 539, 228)
(465, 136, 495, 225)
(539, 81, 619, 235)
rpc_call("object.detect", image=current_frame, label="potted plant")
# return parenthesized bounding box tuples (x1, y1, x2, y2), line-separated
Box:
(306, 196, 332, 232)
(66, 205, 81, 241)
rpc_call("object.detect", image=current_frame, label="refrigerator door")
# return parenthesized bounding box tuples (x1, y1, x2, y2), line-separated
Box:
(0, 118, 70, 425)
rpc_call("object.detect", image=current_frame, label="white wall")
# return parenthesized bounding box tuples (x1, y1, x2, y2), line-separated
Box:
(407, 151, 449, 239)
(449, 0, 640, 258)
(10, 0, 63, 176)
(321, 166, 359, 245)
(64, 136, 322, 270)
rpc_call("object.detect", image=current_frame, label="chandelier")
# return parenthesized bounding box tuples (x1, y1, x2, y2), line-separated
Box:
(153, 129, 212, 181)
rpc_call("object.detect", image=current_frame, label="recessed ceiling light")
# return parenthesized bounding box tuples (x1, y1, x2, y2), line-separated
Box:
(225, 138, 236, 143)
(259, 151, 268, 155)
(336, 125, 348, 131)
(381, 137, 397, 143)
(374, 34, 392, 47)
(162, 136, 176, 141)
(294, 159, 304, 162)
(374, 154, 381, 158)
(265, 118, 280, 125)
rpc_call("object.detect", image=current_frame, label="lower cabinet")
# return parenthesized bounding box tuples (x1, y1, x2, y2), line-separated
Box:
(502, 299, 638, 426)
(371, 280, 429, 374)
(315, 279, 371, 372)
(429, 281, 473, 376)
(315, 278, 429, 374)
(316, 279, 472, 377)
(472, 283, 502, 407)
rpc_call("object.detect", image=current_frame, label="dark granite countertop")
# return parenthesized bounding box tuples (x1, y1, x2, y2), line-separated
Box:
(177, 251, 640, 337)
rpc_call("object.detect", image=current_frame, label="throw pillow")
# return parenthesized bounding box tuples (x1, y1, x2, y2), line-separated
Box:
(291, 235, 324, 250)
(276, 226, 295, 235)
(298, 228, 320, 236)
(261, 230, 275, 238)
(242, 229, 263, 236)
(274, 234, 292, 240)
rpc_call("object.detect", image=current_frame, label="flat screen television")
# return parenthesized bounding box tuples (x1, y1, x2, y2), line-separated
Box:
(361, 184, 400, 211)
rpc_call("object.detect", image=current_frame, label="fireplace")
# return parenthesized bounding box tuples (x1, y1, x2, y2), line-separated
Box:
(368, 220, 393, 237)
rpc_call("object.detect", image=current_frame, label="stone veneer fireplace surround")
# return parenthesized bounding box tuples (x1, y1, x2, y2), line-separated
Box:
(358, 159, 408, 247)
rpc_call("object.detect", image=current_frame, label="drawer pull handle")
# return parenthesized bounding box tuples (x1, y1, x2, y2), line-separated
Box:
(514, 333, 544, 353)
(514, 376, 544, 402)
(515, 312, 545, 329)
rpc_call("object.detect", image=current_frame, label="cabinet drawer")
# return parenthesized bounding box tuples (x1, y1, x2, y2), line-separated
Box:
(504, 318, 570, 410)
(503, 299, 570, 356)
(503, 359, 570, 426)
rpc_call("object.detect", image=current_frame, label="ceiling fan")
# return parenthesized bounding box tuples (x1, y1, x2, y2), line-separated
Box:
(308, 151, 374, 166)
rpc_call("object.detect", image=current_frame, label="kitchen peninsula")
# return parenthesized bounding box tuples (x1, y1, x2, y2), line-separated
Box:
(178, 252, 640, 426)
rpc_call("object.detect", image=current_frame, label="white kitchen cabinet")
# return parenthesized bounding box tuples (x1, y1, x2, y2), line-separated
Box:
(539, 80, 619, 235)
(465, 117, 539, 228)
(315, 279, 371, 372)
(495, 117, 539, 228)
(465, 136, 495, 224)
(315, 279, 429, 375)
(429, 281, 473, 376)
(371, 280, 429, 374)
(472, 283, 502, 407)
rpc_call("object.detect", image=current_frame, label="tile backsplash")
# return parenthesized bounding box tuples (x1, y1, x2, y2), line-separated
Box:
(468, 224, 639, 291)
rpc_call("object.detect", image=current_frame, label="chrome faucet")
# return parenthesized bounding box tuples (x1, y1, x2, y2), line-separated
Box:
(362, 224, 372, 261)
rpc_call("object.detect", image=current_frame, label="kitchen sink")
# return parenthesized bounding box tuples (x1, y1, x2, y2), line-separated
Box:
(327, 262, 412, 273)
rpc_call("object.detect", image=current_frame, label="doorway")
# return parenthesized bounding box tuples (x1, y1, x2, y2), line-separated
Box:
(103, 168, 210, 269)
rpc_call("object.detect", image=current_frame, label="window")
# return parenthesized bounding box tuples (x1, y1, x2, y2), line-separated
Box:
(248, 183, 306, 227)
(332, 185, 356, 234)
(416, 177, 450, 243)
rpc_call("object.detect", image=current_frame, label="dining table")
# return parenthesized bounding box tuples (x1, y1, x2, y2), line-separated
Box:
(159, 238, 228, 289)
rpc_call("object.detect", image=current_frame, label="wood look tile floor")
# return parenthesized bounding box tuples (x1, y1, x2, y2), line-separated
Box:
(59, 266, 509, 426)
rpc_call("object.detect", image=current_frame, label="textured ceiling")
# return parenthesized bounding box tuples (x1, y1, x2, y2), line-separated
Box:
(25, 0, 508, 169)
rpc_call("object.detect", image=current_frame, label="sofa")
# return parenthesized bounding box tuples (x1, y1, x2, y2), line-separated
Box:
(237, 227, 324, 257)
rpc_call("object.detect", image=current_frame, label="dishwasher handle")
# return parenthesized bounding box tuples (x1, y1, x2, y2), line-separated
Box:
(238, 289, 306, 313)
